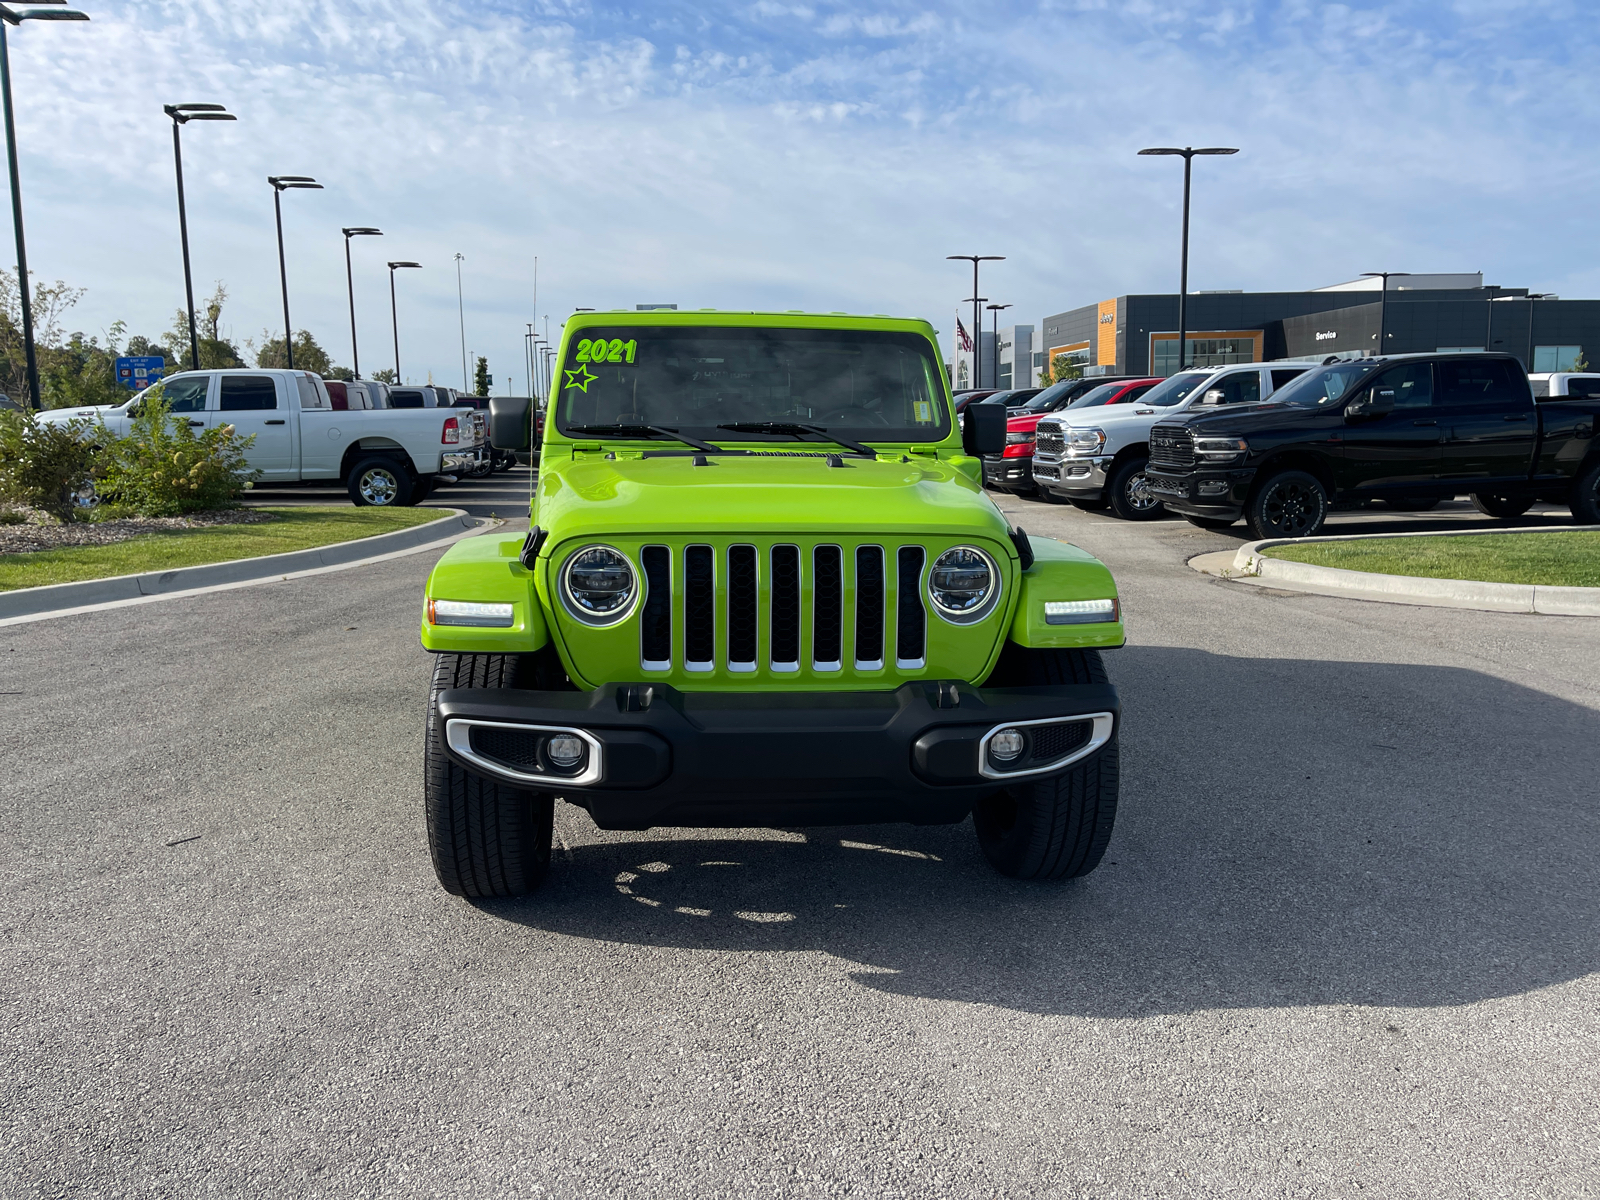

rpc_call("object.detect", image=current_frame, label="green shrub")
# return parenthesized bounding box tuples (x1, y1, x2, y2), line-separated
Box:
(97, 391, 258, 516)
(0, 408, 101, 521)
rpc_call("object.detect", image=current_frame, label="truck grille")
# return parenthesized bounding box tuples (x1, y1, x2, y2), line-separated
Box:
(1034, 424, 1064, 456)
(1149, 424, 1195, 471)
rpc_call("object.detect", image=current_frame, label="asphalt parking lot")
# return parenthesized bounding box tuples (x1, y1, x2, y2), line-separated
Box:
(4, 472, 1597, 1198)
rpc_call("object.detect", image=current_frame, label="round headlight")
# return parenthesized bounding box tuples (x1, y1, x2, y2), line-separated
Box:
(561, 546, 636, 623)
(928, 546, 998, 622)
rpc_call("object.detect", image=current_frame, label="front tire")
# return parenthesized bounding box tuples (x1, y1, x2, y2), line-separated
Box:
(1572, 462, 1600, 525)
(425, 653, 554, 898)
(1107, 457, 1164, 521)
(1470, 492, 1535, 520)
(975, 646, 1120, 881)
(1246, 470, 1328, 540)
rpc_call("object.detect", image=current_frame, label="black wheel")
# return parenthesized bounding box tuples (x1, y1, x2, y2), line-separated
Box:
(1469, 492, 1535, 520)
(975, 646, 1119, 881)
(1572, 462, 1600, 525)
(1107, 457, 1164, 521)
(411, 474, 437, 503)
(425, 652, 555, 898)
(348, 454, 417, 507)
(1185, 514, 1236, 530)
(1380, 495, 1440, 511)
(1246, 470, 1328, 539)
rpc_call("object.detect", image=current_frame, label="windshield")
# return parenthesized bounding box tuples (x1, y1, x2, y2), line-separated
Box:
(1271, 361, 1381, 407)
(1064, 383, 1125, 409)
(1014, 380, 1078, 412)
(555, 326, 949, 442)
(1136, 372, 1210, 407)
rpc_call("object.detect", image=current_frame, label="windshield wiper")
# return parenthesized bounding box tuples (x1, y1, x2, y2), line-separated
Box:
(715, 422, 875, 457)
(566, 424, 725, 454)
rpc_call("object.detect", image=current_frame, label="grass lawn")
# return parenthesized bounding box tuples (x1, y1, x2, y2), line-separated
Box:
(0, 506, 447, 592)
(1270, 531, 1600, 588)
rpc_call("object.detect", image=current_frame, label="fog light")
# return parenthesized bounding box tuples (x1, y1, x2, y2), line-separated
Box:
(989, 728, 1026, 761)
(1199, 480, 1229, 496)
(546, 734, 586, 769)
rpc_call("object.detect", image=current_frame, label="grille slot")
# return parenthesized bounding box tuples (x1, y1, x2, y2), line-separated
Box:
(1034, 425, 1064, 456)
(1029, 720, 1093, 763)
(469, 725, 543, 771)
(640, 545, 671, 669)
(1149, 425, 1195, 471)
(770, 545, 801, 671)
(727, 545, 758, 671)
(684, 545, 715, 671)
(896, 546, 926, 667)
(812, 545, 843, 670)
(854, 545, 885, 669)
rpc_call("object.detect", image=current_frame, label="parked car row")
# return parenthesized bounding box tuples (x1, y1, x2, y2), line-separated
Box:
(994, 353, 1600, 537)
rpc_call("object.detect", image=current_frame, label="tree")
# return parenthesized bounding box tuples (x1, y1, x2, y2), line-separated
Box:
(370, 368, 398, 384)
(474, 355, 490, 396)
(254, 329, 342, 377)
(162, 282, 245, 370)
(1041, 352, 1084, 387)
(1574, 349, 1590, 373)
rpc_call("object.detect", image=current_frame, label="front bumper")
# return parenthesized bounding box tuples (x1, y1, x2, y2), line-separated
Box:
(981, 453, 1036, 490)
(437, 680, 1119, 830)
(1144, 466, 1256, 518)
(1033, 453, 1110, 499)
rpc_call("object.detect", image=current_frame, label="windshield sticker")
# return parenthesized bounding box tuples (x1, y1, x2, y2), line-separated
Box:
(575, 337, 638, 364)
(564, 365, 598, 393)
(914, 401, 933, 423)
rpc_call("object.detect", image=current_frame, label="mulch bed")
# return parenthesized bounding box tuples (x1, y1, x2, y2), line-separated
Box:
(0, 508, 276, 555)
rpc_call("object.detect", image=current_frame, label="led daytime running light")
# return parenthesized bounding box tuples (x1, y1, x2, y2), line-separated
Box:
(429, 598, 515, 627)
(1044, 598, 1119, 625)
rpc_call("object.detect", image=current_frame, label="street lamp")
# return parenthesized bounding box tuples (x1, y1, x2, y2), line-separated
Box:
(165, 103, 235, 372)
(1360, 271, 1411, 356)
(986, 303, 1013, 388)
(1, 1, 91, 410)
(453, 252, 467, 391)
(267, 175, 322, 369)
(341, 226, 381, 377)
(947, 254, 1004, 388)
(1138, 146, 1238, 373)
(387, 260, 420, 381)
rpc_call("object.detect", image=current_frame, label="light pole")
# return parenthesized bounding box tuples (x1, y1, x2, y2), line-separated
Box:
(986, 303, 1013, 388)
(341, 226, 381, 377)
(165, 103, 234, 372)
(387, 260, 420, 381)
(453, 252, 468, 391)
(947, 254, 1003, 388)
(1138, 146, 1238, 373)
(525, 324, 536, 400)
(2, 1, 91, 410)
(1360, 271, 1410, 356)
(267, 175, 322, 369)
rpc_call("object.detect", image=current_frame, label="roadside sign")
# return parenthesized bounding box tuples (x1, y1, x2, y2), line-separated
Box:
(115, 355, 166, 390)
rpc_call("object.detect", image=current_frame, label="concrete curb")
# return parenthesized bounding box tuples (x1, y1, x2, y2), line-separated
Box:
(0, 508, 483, 623)
(1211, 526, 1600, 616)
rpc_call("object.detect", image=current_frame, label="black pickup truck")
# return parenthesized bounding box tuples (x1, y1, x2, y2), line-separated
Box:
(1144, 353, 1600, 539)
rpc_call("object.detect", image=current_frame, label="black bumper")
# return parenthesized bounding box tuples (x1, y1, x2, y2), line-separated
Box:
(1145, 466, 1255, 519)
(437, 680, 1119, 830)
(981, 454, 1036, 490)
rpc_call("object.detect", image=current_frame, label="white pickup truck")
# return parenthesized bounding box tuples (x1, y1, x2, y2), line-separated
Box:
(1528, 373, 1600, 401)
(40, 368, 485, 506)
(1031, 362, 1313, 519)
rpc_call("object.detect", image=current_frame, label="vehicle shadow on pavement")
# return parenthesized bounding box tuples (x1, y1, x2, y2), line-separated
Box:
(480, 645, 1600, 1018)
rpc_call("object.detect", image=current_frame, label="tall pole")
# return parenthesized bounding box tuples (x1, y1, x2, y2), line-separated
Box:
(1178, 153, 1191, 371)
(272, 187, 294, 369)
(454, 252, 467, 391)
(170, 121, 200, 370)
(946, 255, 1004, 390)
(0, 22, 39, 409)
(390, 266, 400, 381)
(1361, 272, 1408, 357)
(345, 236, 358, 377)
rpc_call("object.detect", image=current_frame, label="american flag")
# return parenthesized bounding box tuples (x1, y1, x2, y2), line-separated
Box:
(955, 317, 973, 353)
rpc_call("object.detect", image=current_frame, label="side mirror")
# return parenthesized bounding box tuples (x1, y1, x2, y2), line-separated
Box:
(1202, 388, 1225, 405)
(1346, 388, 1395, 421)
(488, 395, 532, 451)
(962, 400, 1007, 456)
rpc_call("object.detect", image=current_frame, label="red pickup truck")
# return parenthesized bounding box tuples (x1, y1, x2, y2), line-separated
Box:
(983, 377, 1161, 495)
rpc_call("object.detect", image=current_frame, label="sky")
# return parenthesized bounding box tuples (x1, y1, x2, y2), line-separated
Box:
(9, 0, 1600, 388)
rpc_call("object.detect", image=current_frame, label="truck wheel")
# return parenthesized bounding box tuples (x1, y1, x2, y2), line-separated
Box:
(974, 645, 1119, 881)
(1185, 514, 1236, 530)
(1107, 457, 1164, 521)
(1246, 470, 1327, 539)
(425, 652, 553, 898)
(349, 455, 416, 507)
(1572, 462, 1600, 525)
(1470, 492, 1534, 520)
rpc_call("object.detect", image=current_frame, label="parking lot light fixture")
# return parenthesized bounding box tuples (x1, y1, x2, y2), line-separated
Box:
(947, 255, 1004, 388)
(1138, 147, 1238, 372)
(387, 260, 421, 381)
(986, 303, 1012, 387)
(341, 226, 382, 378)
(165, 103, 236, 371)
(1360, 272, 1411, 356)
(267, 175, 323, 369)
(2, 0, 92, 410)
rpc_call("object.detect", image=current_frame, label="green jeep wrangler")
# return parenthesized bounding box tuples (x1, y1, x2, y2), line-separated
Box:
(419, 312, 1125, 897)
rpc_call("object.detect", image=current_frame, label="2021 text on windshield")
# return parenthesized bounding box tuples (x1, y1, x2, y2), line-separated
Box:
(555, 327, 951, 447)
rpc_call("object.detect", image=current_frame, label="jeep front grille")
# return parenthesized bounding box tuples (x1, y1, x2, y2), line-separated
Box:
(1149, 424, 1195, 471)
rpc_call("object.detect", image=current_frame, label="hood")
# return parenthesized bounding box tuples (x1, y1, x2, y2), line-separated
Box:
(1171, 402, 1304, 434)
(533, 452, 1014, 546)
(1053, 404, 1179, 430)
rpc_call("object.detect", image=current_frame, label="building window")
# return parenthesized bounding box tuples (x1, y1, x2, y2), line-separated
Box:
(1152, 335, 1258, 377)
(998, 363, 1013, 388)
(1533, 345, 1584, 372)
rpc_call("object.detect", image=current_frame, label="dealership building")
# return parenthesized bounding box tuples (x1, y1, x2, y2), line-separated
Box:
(1032, 273, 1600, 382)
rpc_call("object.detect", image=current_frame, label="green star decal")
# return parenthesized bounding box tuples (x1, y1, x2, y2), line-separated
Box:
(565, 365, 598, 393)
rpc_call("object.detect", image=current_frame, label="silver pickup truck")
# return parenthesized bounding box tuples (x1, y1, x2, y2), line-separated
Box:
(41, 368, 485, 506)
